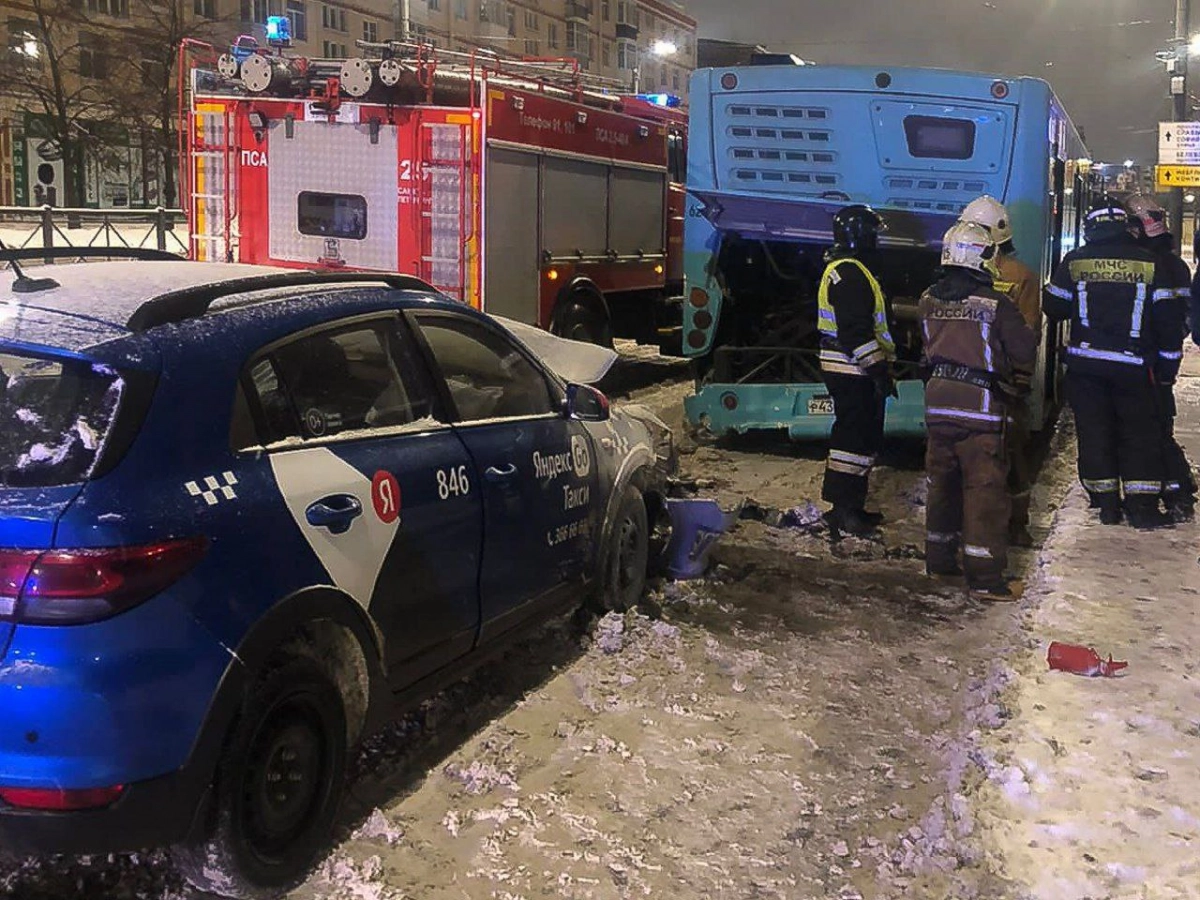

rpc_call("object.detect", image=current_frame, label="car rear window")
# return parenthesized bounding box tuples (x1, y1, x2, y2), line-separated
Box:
(0, 351, 122, 487)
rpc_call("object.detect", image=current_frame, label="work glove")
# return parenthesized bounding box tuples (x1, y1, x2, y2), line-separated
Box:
(867, 362, 897, 402)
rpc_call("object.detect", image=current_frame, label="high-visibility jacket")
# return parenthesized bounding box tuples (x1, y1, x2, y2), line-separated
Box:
(817, 256, 895, 376)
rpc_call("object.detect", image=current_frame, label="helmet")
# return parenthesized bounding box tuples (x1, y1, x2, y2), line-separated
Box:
(1083, 198, 1130, 243)
(959, 195, 1013, 247)
(1125, 192, 1167, 239)
(831, 204, 886, 253)
(940, 221, 997, 276)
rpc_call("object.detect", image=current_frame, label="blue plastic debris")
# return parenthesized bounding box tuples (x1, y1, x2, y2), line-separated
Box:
(663, 498, 740, 580)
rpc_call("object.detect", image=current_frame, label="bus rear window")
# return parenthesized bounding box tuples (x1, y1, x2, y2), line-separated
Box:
(0, 352, 122, 487)
(903, 115, 976, 160)
(297, 191, 368, 240)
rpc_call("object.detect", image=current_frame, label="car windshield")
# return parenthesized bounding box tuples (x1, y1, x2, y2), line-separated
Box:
(0, 350, 122, 488)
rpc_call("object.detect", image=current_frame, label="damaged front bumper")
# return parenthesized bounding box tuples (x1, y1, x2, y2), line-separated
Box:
(684, 380, 927, 440)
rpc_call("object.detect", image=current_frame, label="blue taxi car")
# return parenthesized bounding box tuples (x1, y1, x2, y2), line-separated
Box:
(0, 260, 674, 896)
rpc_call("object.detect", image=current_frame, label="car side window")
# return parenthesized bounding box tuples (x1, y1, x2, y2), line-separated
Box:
(237, 319, 433, 446)
(414, 315, 556, 422)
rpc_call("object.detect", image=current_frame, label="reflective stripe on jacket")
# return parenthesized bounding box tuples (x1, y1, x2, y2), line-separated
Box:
(919, 273, 1038, 432)
(817, 257, 895, 376)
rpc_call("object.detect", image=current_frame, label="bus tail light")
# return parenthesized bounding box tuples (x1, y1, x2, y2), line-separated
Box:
(689, 287, 709, 308)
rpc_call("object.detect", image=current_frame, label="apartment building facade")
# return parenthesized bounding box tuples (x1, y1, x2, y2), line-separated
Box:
(0, 0, 694, 208)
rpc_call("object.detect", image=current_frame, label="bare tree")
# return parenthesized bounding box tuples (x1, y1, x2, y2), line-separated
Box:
(0, 0, 126, 208)
(110, 1, 237, 209)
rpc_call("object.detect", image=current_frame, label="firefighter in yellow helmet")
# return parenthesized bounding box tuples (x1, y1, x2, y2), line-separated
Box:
(920, 221, 1037, 596)
(958, 195, 1042, 547)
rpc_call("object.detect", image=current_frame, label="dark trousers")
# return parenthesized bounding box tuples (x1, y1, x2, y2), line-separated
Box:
(925, 425, 1010, 582)
(1159, 385, 1196, 504)
(1006, 400, 1033, 530)
(822, 372, 885, 510)
(1067, 367, 1165, 512)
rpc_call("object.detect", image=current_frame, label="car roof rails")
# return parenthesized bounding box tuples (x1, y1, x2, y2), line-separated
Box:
(1, 246, 185, 265)
(126, 270, 441, 332)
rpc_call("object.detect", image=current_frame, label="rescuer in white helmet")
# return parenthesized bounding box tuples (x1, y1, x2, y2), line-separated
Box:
(957, 195, 1041, 546)
(919, 221, 1038, 598)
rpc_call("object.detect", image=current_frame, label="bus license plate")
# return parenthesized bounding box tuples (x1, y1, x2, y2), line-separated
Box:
(807, 395, 835, 415)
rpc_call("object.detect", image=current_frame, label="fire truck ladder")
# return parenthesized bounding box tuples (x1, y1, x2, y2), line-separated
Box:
(419, 120, 471, 301)
(189, 104, 236, 262)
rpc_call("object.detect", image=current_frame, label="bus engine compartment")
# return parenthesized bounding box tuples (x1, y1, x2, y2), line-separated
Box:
(702, 234, 942, 388)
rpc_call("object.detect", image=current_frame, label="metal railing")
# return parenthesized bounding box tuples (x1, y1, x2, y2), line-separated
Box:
(0, 206, 188, 264)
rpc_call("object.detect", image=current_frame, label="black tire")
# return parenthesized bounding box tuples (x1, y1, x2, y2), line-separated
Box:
(598, 484, 650, 612)
(173, 658, 348, 899)
(553, 296, 614, 348)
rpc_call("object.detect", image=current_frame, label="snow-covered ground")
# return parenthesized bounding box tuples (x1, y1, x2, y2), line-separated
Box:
(958, 359, 1200, 899)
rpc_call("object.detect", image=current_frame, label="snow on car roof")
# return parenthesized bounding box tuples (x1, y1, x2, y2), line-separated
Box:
(0, 261, 286, 328)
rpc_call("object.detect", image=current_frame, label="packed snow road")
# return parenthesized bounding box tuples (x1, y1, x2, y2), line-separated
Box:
(2, 346, 1082, 900)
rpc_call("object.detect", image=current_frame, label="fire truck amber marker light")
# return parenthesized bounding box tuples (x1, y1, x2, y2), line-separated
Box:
(547, 269, 560, 281)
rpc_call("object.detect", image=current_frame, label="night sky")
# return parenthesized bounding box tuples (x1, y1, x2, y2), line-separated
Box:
(686, 0, 1183, 165)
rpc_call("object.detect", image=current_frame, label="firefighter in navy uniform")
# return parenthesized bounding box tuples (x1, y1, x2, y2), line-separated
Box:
(957, 195, 1043, 547)
(1126, 193, 1196, 521)
(1043, 199, 1185, 529)
(818, 204, 896, 538)
(921, 222, 1037, 597)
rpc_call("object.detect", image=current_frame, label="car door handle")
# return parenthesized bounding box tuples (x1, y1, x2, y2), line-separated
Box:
(305, 494, 363, 535)
(484, 463, 518, 482)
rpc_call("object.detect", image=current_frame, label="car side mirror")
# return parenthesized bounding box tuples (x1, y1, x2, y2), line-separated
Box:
(564, 383, 610, 422)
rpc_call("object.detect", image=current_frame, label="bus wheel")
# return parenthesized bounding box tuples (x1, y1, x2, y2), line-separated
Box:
(553, 294, 614, 348)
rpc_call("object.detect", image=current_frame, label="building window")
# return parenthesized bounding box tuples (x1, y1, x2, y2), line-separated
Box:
(547, 22, 558, 49)
(240, 0, 269, 23)
(672, 70, 679, 91)
(322, 40, 348, 57)
(524, 38, 538, 55)
(601, 0, 609, 20)
(363, 19, 378, 41)
(78, 33, 107, 78)
(524, 9, 538, 29)
(322, 5, 347, 31)
(616, 0, 637, 27)
(7, 19, 39, 61)
(88, 0, 128, 17)
(617, 38, 635, 70)
(193, 0, 217, 18)
(506, 6, 516, 35)
(286, 0, 307, 41)
(566, 21, 586, 52)
(428, 0, 439, 9)
(602, 41, 610, 67)
(454, 0, 466, 20)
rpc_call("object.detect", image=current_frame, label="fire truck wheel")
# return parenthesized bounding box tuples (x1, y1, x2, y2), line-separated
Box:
(596, 484, 649, 612)
(553, 296, 614, 348)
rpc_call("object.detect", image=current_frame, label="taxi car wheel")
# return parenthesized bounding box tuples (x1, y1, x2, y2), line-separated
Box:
(599, 484, 650, 612)
(174, 658, 348, 899)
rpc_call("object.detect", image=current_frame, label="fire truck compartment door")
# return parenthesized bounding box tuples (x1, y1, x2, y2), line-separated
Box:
(609, 167, 666, 257)
(484, 148, 540, 324)
(268, 119, 400, 270)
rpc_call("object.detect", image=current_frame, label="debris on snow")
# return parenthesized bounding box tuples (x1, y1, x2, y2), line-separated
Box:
(351, 809, 405, 846)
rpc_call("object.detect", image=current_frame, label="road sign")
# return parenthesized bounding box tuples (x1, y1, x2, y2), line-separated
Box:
(1155, 164, 1200, 188)
(1159, 122, 1200, 164)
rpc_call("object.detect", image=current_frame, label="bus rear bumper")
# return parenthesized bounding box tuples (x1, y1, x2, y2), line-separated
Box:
(685, 380, 927, 440)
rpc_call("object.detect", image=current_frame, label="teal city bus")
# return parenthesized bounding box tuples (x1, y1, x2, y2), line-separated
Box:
(681, 63, 1096, 439)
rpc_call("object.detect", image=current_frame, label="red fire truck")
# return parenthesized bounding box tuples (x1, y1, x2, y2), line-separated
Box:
(179, 36, 687, 349)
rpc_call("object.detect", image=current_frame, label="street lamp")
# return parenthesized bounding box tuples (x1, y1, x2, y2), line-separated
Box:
(633, 38, 678, 93)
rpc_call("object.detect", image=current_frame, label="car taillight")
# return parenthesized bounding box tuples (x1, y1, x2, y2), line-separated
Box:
(0, 538, 208, 625)
(0, 785, 125, 811)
